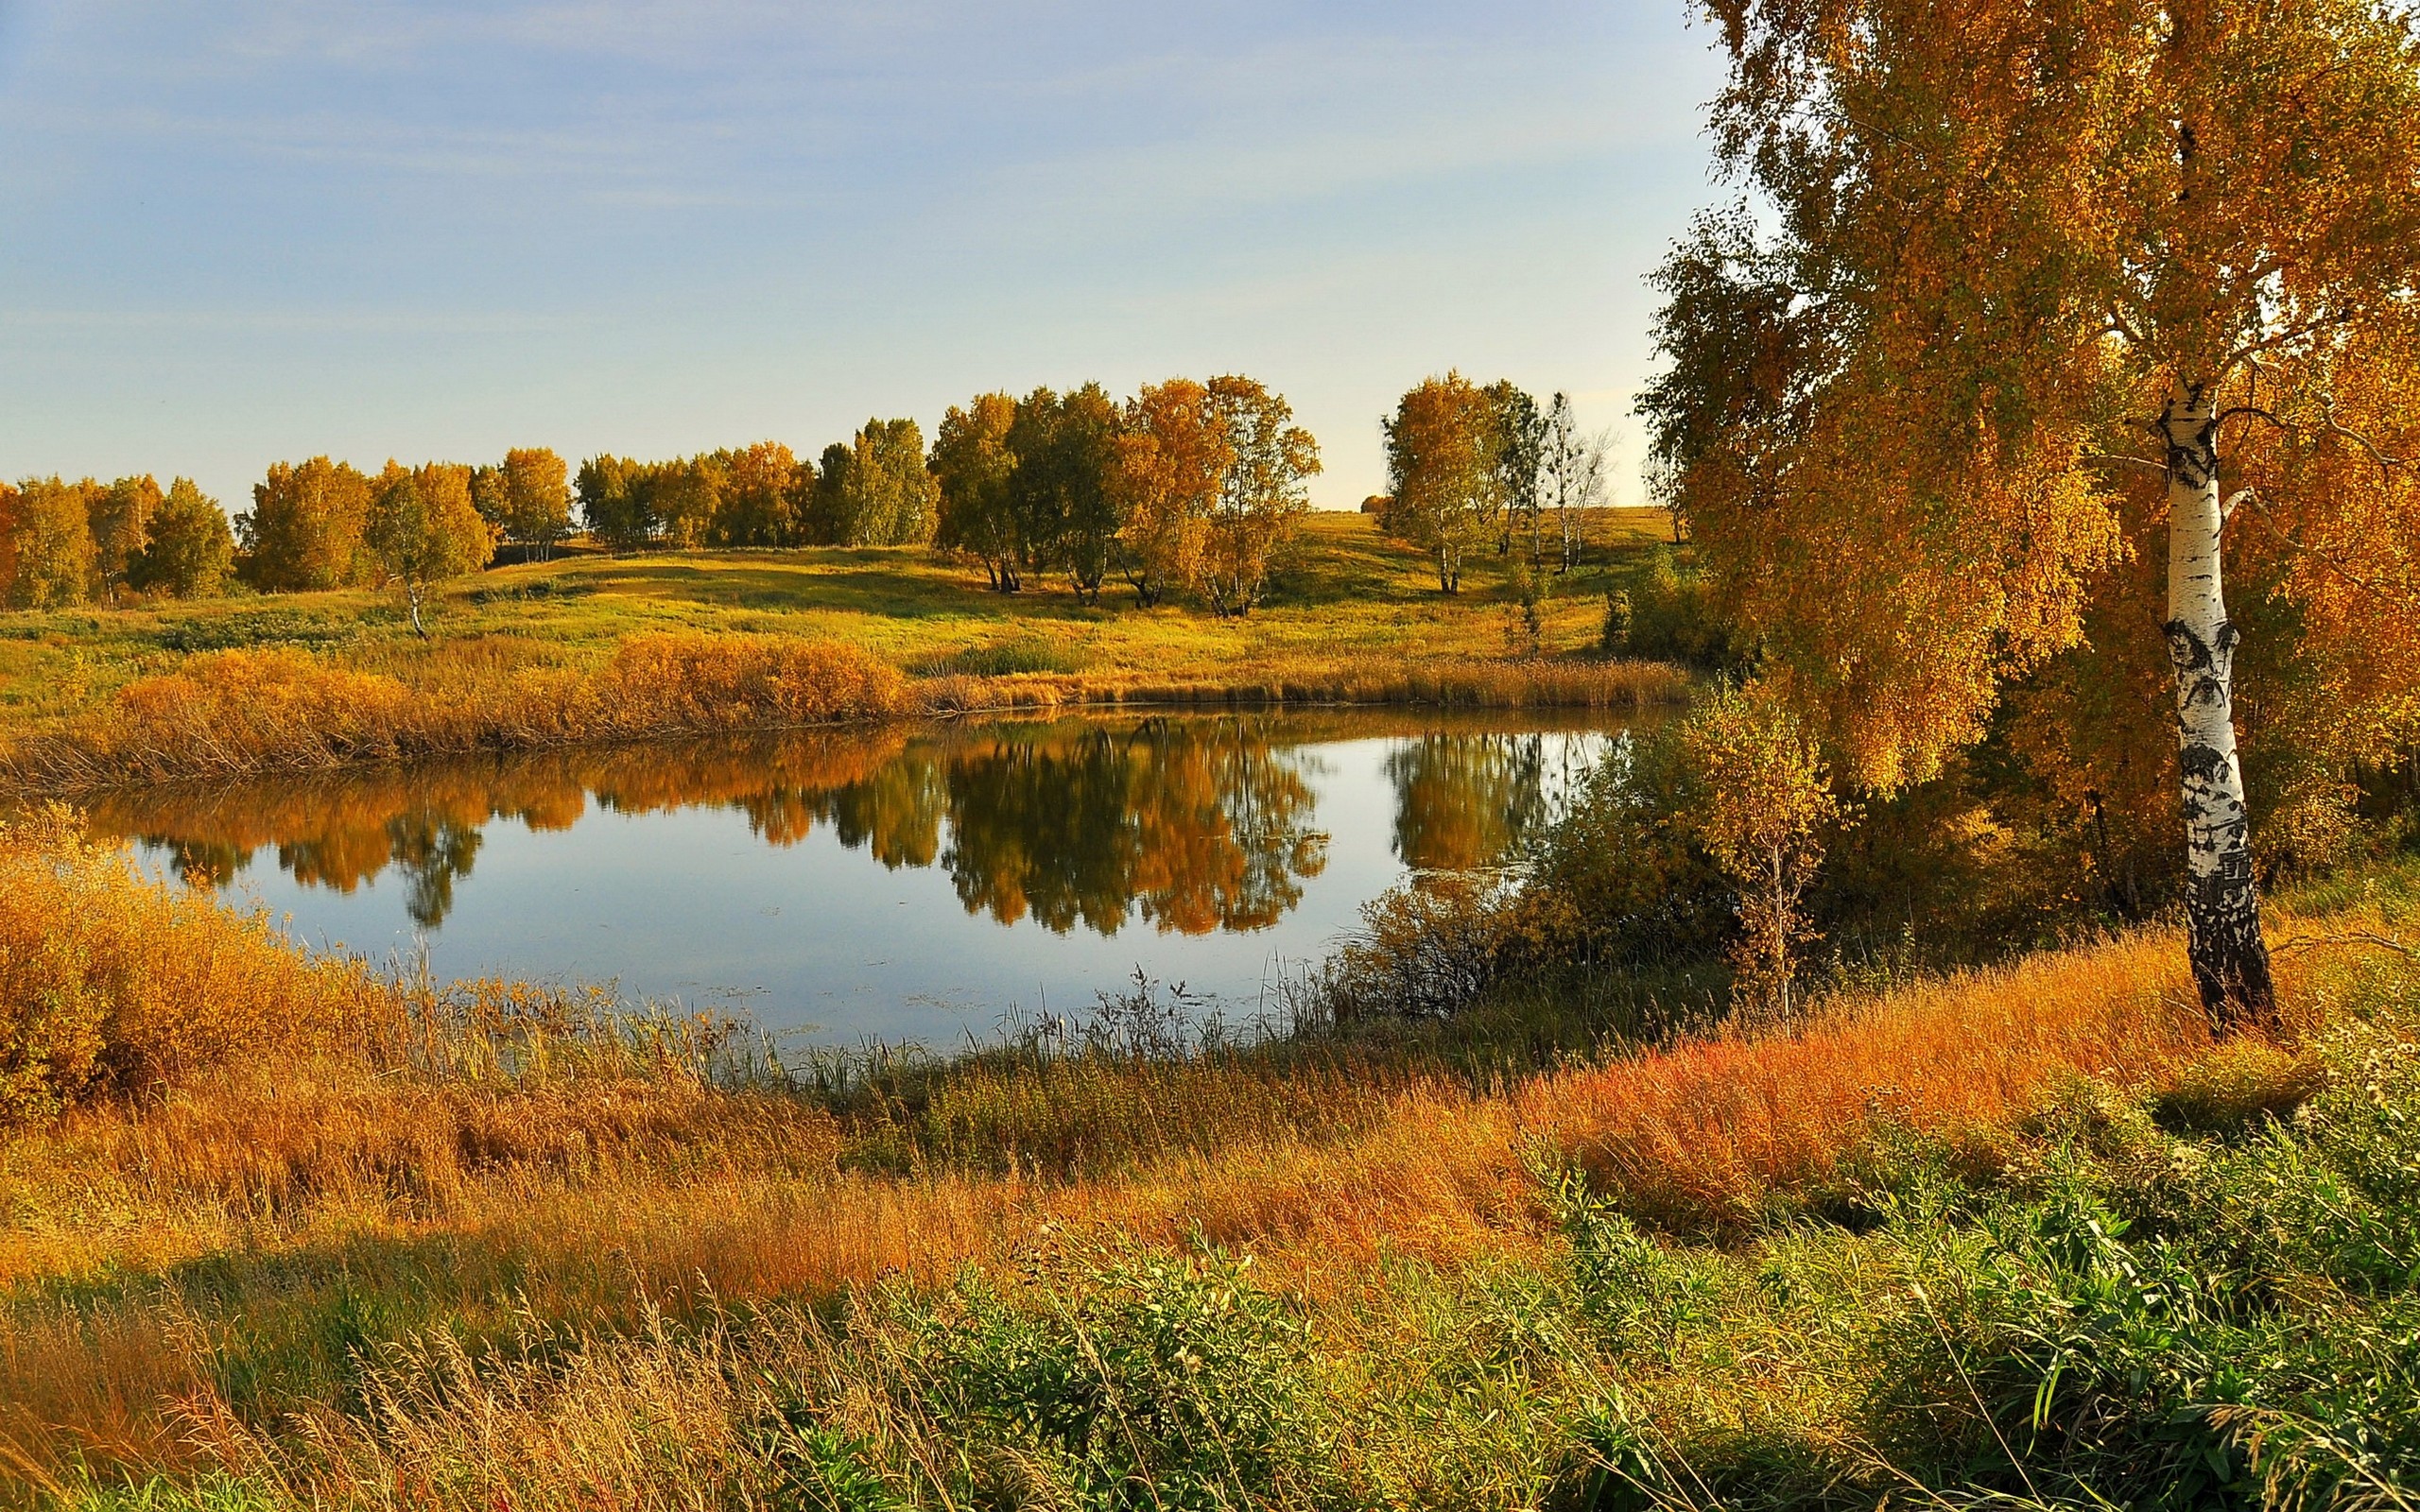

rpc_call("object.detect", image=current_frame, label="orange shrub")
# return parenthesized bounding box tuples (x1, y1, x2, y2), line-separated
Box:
(0, 809, 399, 1125)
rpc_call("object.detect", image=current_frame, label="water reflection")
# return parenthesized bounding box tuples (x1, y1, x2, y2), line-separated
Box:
(84, 713, 1605, 939)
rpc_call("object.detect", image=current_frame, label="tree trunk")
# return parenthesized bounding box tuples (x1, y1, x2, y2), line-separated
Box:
(2160, 383, 2275, 1030)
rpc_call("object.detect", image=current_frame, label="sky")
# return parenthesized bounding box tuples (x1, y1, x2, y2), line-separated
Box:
(0, 0, 1729, 513)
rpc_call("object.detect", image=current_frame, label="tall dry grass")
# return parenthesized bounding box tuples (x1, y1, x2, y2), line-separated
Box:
(919, 653, 1686, 720)
(1521, 931, 2218, 1231)
(0, 809, 398, 1125)
(2, 633, 1684, 793)
(0, 633, 908, 791)
(2, 816, 2374, 1498)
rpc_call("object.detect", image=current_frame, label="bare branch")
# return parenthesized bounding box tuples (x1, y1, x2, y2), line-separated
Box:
(2231, 490, 2420, 612)
(2083, 451, 2166, 475)
(2273, 929, 2417, 960)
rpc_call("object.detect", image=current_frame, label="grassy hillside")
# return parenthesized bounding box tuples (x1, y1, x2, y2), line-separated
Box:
(0, 511, 1687, 791)
(0, 510, 1676, 735)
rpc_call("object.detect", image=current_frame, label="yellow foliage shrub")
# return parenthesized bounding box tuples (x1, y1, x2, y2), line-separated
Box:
(0, 809, 399, 1125)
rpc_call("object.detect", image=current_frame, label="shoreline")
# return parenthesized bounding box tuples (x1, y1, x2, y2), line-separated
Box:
(0, 641, 1689, 797)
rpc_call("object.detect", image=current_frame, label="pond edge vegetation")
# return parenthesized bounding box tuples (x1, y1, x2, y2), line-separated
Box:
(0, 631, 1687, 793)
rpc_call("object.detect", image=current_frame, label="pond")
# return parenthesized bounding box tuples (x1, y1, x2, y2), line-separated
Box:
(81, 710, 1630, 1042)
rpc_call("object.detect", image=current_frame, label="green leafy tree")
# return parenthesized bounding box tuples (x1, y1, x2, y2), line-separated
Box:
(934, 392, 1028, 591)
(239, 457, 373, 591)
(1485, 382, 1544, 563)
(1382, 373, 1501, 593)
(89, 475, 163, 602)
(365, 461, 497, 636)
(128, 478, 234, 598)
(1011, 385, 1125, 602)
(0, 477, 99, 609)
(576, 455, 660, 551)
(1200, 375, 1319, 616)
(823, 419, 940, 547)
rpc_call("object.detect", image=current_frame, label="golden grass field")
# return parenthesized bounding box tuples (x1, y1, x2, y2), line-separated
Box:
(0, 511, 1685, 790)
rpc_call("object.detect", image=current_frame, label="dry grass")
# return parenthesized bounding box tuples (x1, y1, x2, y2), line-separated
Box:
(0, 511, 1688, 792)
(0, 633, 908, 790)
(0, 817, 2391, 1497)
(0, 809, 399, 1125)
(1, 636, 1678, 793)
(1521, 931, 2218, 1231)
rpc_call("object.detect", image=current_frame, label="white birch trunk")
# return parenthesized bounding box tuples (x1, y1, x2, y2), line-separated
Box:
(2161, 383, 2275, 1027)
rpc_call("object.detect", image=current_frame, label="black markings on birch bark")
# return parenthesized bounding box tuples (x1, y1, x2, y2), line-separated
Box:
(2161, 383, 2276, 1029)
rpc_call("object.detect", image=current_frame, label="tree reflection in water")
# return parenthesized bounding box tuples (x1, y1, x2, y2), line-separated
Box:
(1387, 732, 1547, 876)
(83, 713, 1593, 936)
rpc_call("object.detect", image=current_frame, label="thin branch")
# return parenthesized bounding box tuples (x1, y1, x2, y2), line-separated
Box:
(2083, 451, 2166, 475)
(2321, 411, 2414, 481)
(2273, 929, 2417, 960)
(2230, 491, 2420, 612)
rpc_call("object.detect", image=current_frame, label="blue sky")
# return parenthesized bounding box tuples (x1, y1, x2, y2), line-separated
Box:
(0, 1, 1726, 511)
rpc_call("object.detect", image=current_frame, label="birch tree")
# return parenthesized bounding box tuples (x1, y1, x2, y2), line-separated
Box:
(129, 479, 234, 598)
(1642, 0, 2420, 1028)
(1539, 392, 1608, 573)
(365, 462, 497, 636)
(89, 475, 162, 602)
(1383, 373, 1501, 594)
(499, 448, 573, 561)
(1200, 375, 1319, 616)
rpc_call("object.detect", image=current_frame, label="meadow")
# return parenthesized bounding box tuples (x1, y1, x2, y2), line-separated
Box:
(0, 802, 2414, 1508)
(0, 512, 1685, 791)
(2, 503, 2413, 1508)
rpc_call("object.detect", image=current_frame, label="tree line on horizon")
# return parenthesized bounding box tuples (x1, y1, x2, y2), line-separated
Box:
(0, 370, 1623, 617)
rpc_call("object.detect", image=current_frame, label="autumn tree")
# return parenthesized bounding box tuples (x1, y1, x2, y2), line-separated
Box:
(498, 447, 573, 561)
(1383, 372, 1501, 593)
(712, 440, 804, 547)
(240, 457, 373, 591)
(128, 478, 234, 598)
(654, 455, 725, 550)
(1679, 685, 1839, 1022)
(365, 461, 497, 635)
(1641, 0, 2420, 1027)
(933, 392, 1028, 591)
(0, 477, 99, 609)
(1200, 375, 1319, 616)
(1113, 379, 1227, 607)
(89, 475, 163, 602)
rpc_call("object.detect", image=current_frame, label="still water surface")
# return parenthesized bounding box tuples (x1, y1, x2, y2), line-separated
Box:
(84, 712, 1625, 1041)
